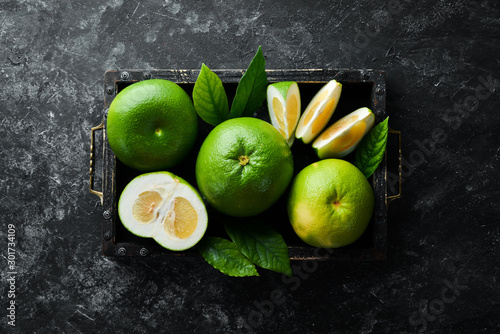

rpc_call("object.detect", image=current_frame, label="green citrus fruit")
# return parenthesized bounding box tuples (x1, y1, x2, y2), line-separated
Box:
(195, 117, 294, 217)
(107, 79, 198, 172)
(287, 159, 374, 248)
(118, 171, 208, 251)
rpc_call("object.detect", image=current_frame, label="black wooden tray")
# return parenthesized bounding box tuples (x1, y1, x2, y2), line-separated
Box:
(90, 68, 398, 260)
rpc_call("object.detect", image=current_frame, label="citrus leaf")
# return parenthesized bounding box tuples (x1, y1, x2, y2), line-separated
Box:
(197, 237, 259, 277)
(224, 221, 292, 277)
(193, 63, 229, 126)
(230, 46, 268, 118)
(354, 116, 389, 178)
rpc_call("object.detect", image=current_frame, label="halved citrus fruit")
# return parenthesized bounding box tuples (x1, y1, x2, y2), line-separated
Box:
(118, 172, 208, 251)
(312, 107, 375, 159)
(267, 81, 301, 146)
(295, 80, 342, 144)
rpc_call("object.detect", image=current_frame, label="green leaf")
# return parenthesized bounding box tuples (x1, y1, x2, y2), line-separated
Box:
(193, 63, 229, 126)
(224, 221, 292, 277)
(354, 116, 389, 178)
(229, 46, 268, 118)
(197, 237, 259, 277)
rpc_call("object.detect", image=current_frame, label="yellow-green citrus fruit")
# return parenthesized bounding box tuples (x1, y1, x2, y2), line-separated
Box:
(118, 171, 208, 251)
(107, 79, 198, 172)
(267, 81, 301, 146)
(312, 107, 375, 159)
(287, 159, 374, 248)
(195, 117, 294, 217)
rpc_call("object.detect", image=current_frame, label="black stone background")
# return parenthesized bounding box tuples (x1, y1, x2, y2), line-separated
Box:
(1, 0, 499, 333)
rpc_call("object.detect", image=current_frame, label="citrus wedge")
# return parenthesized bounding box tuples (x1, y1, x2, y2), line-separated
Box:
(267, 81, 301, 146)
(312, 107, 375, 159)
(118, 172, 208, 251)
(295, 80, 342, 144)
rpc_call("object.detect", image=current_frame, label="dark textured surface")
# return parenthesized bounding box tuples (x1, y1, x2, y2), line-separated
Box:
(1, 0, 499, 333)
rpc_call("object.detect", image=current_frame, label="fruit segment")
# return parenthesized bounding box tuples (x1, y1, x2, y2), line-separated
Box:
(118, 172, 208, 251)
(132, 191, 163, 224)
(267, 82, 301, 146)
(295, 80, 342, 144)
(312, 107, 375, 159)
(163, 197, 198, 239)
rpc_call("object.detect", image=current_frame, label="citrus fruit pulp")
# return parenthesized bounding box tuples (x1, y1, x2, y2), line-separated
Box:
(287, 159, 374, 248)
(118, 171, 208, 251)
(106, 79, 198, 172)
(295, 80, 342, 144)
(267, 81, 301, 146)
(313, 107, 375, 159)
(195, 117, 294, 217)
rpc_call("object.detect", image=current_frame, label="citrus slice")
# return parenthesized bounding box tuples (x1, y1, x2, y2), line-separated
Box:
(118, 172, 208, 251)
(295, 80, 342, 144)
(312, 107, 375, 159)
(267, 81, 301, 146)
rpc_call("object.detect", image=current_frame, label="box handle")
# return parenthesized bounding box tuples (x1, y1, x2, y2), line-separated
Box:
(387, 127, 402, 205)
(89, 121, 104, 205)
